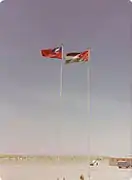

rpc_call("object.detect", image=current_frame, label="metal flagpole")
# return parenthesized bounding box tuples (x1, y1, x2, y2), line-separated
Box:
(57, 43, 64, 180)
(60, 43, 64, 97)
(87, 48, 91, 180)
(129, 17, 132, 172)
(130, 10, 132, 180)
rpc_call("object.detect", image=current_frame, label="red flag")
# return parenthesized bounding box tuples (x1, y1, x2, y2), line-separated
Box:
(41, 46, 62, 59)
(78, 50, 90, 62)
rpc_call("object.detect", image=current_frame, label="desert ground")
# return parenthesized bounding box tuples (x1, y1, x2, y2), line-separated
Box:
(0, 158, 131, 180)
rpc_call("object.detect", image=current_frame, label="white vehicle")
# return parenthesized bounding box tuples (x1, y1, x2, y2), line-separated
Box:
(117, 160, 131, 169)
(90, 160, 99, 166)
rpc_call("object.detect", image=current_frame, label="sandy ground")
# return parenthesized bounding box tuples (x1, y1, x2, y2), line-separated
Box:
(0, 160, 131, 180)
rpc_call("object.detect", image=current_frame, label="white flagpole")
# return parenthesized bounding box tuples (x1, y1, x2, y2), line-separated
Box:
(60, 44, 64, 97)
(57, 44, 64, 180)
(130, 83, 132, 179)
(87, 48, 91, 180)
(130, 17, 132, 180)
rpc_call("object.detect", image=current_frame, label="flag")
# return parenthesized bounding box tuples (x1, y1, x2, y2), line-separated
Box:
(65, 50, 90, 64)
(41, 46, 62, 59)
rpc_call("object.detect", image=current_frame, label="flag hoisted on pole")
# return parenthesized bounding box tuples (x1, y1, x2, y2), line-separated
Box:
(64, 48, 91, 179)
(60, 44, 64, 97)
(40, 44, 64, 179)
(86, 48, 91, 180)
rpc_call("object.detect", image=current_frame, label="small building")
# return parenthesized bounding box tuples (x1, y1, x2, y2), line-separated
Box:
(109, 157, 132, 166)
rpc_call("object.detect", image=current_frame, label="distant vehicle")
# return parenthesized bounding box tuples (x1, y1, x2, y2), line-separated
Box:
(117, 160, 131, 169)
(90, 160, 99, 166)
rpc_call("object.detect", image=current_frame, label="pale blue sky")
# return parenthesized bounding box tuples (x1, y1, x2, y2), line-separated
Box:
(0, 0, 131, 156)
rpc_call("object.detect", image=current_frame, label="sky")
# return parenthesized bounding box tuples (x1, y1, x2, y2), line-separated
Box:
(0, 0, 131, 157)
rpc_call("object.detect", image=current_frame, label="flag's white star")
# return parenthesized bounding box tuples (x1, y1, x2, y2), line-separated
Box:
(0, 0, 4, 3)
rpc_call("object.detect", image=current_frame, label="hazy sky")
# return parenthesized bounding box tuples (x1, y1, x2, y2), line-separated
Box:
(0, 0, 131, 156)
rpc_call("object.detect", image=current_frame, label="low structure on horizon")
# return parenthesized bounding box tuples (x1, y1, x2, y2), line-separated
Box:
(109, 157, 132, 166)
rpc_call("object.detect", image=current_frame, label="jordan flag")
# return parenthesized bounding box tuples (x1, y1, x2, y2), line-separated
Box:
(65, 50, 90, 64)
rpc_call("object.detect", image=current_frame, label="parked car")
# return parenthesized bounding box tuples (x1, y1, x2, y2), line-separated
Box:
(90, 160, 99, 166)
(117, 160, 131, 169)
